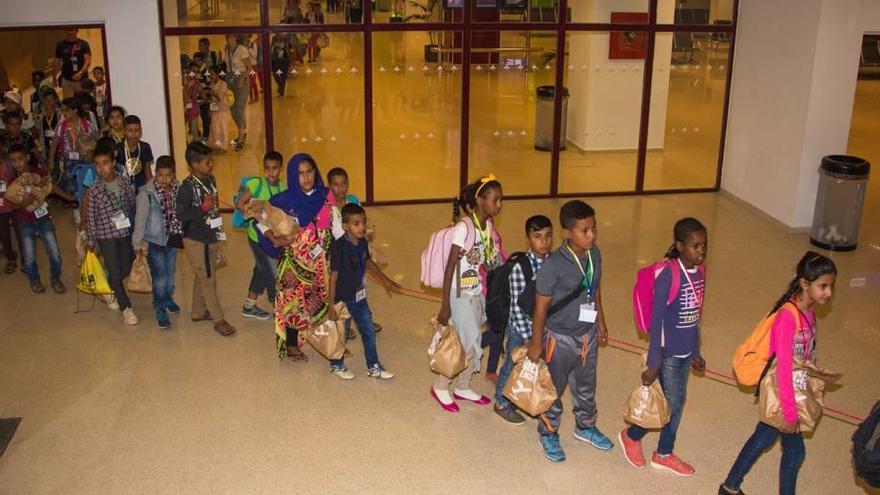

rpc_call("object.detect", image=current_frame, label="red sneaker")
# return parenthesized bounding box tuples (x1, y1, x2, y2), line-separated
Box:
(618, 427, 645, 468)
(650, 452, 695, 477)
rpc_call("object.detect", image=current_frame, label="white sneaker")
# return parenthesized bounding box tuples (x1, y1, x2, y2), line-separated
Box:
(123, 308, 139, 326)
(367, 364, 395, 380)
(104, 295, 119, 311)
(330, 365, 354, 380)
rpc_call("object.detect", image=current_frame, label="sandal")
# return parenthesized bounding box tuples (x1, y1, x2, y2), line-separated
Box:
(287, 346, 309, 362)
(213, 319, 237, 336)
(5, 261, 15, 274)
(191, 311, 212, 322)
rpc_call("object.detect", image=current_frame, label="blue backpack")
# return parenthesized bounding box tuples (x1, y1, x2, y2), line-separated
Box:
(232, 176, 265, 228)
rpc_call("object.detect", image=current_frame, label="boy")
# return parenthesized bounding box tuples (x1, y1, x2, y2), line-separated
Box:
(494, 215, 553, 425)
(326, 203, 400, 380)
(29, 71, 47, 117)
(176, 141, 237, 337)
(235, 150, 286, 320)
(116, 115, 154, 194)
(1, 113, 42, 166)
(133, 156, 183, 330)
(34, 88, 62, 165)
(526, 200, 612, 462)
(85, 143, 138, 324)
(92, 66, 108, 125)
(4, 144, 63, 292)
(1, 90, 35, 133)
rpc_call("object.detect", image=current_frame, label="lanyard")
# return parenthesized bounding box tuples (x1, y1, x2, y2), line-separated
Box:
(790, 301, 816, 360)
(471, 212, 495, 266)
(44, 112, 57, 132)
(677, 258, 704, 314)
(67, 121, 81, 147)
(191, 175, 218, 215)
(100, 179, 123, 211)
(565, 244, 594, 298)
(124, 140, 140, 162)
(265, 178, 280, 197)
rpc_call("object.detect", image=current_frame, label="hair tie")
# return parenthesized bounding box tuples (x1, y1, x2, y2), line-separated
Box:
(476, 173, 498, 197)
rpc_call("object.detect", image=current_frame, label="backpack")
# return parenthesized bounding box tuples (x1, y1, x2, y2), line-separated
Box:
(232, 176, 264, 228)
(731, 302, 800, 386)
(485, 252, 533, 334)
(419, 217, 475, 289)
(632, 259, 705, 334)
(853, 400, 880, 488)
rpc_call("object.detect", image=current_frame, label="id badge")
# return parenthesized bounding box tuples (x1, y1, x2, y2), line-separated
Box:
(356, 287, 366, 302)
(210, 103, 219, 112)
(34, 202, 49, 219)
(216, 231, 227, 241)
(111, 211, 131, 229)
(309, 244, 323, 259)
(185, 103, 193, 110)
(46, 130, 55, 138)
(68, 151, 80, 160)
(579, 302, 598, 323)
(0, 180, 6, 193)
(256, 222, 270, 234)
(209, 216, 223, 229)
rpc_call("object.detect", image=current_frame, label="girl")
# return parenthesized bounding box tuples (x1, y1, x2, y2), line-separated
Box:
(719, 252, 837, 495)
(619, 218, 708, 476)
(102, 106, 127, 145)
(432, 176, 504, 413)
(207, 66, 231, 153)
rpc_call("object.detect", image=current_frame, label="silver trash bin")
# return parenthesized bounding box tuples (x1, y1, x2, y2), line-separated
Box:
(534, 85, 568, 151)
(810, 155, 871, 252)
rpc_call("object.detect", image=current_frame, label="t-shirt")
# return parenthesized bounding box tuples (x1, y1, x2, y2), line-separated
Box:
(55, 118, 98, 160)
(245, 176, 286, 242)
(330, 235, 370, 303)
(535, 243, 603, 335)
(450, 218, 494, 297)
(55, 39, 91, 80)
(645, 262, 704, 368)
(225, 44, 250, 75)
(116, 140, 154, 192)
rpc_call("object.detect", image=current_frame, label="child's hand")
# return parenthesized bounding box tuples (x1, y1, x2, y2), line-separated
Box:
(641, 367, 660, 386)
(597, 321, 608, 345)
(690, 356, 706, 372)
(327, 305, 338, 321)
(437, 305, 451, 327)
(779, 419, 799, 434)
(384, 279, 403, 296)
(138, 243, 148, 255)
(526, 340, 543, 363)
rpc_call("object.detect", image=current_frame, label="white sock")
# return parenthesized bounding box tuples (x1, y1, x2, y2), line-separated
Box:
(432, 387, 453, 405)
(244, 298, 256, 309)
(453, 388, 482, 401)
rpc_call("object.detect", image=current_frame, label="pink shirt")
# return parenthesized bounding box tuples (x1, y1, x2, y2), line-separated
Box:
(769, 305, 816, 423)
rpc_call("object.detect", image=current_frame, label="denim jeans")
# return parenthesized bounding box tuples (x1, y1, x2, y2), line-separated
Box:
(628, 355, 691, 455)
(147, 243, 177, 311)
(494, 327, 525, 410)
(330, 298, 379, 369)
(19, 218, 62, 282)
(247, 238, 277, 301)
(723, 422, 805, 495)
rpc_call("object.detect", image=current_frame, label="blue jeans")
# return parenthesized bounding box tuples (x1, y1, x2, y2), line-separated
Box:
(628, 355, 691, 455)
(147, 243, 177, 310)
(18, 218, 62, 282)
(247, 238, 277, 301)
(330, 298, 379, 369)
(723, 422, 805, 495)
(494, 326, 525, 410)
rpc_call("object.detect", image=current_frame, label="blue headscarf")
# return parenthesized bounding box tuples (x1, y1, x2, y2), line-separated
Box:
(269, 152, 329, 228)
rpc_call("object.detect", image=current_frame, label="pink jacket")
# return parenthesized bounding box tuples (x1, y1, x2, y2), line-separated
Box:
(769, 307, 816, 423)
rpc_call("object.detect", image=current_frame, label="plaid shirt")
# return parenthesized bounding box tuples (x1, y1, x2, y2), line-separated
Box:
(86, 174, 135, 243)
(509, 251, 545, 340)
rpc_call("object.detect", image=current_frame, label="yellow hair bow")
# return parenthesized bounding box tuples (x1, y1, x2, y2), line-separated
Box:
(476, 173, 498, 196)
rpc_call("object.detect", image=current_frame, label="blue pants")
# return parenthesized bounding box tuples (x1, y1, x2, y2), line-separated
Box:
(723, 422, 805, 495)
(494, 326, 525, 410)
(147, 243, 177, 311)
(331, 298, 379, 369)
(247, 238, 277, 301)
(19, 217, 62, 282)
(627, 355, 691, 455)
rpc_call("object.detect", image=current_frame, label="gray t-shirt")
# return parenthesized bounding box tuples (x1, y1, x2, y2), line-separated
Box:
(535, 243, 602, 335)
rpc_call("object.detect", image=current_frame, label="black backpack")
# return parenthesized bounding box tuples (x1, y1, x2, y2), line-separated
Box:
(485, 252, 533, 335)
(853, 400, 880, 488)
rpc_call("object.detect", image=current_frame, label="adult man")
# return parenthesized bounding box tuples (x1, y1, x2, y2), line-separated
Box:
(54, 28, 92, 98)
(222, 35, 252, 152)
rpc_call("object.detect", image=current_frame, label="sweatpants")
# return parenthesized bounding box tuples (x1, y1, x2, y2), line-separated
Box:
(182, 238, 224, 321)
(538, 328, 599, 436)
(433, 292, 485, 392)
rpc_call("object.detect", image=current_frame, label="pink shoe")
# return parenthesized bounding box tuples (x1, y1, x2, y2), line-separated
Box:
(431, 388, 459, 413)
(618, 427, 646, 469)
(453, 391, 491, 405)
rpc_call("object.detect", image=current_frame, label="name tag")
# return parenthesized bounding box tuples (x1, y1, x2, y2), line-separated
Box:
(216, 231, 227, 241)
(34, 202, 49, 219)
(185, 103, 193, 110)
(0, 181, 5, 193)
(46, 130, 55, 138)
(72, 62, 79, 71)
(579, 303, 597, 323)
(96, 96, 104, 106)
(210, 103, 219, 112)
(356, 287, 366, 302)
(309, 244, 323, 259)
(256, 222, 270, 234)
(68, 151, 80, 160)
(209, 216, 223, 229)
(111, 211, 131, 229)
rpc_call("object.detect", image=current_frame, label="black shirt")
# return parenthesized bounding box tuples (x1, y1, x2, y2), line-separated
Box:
(330, 235, 370, 302)
(116, 140, 154, 193)
(175, 175, 220, 245)
(55, 39, 91, 80)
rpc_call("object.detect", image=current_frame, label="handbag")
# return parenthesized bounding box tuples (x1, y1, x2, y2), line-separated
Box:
(758, 357, 841, 433)
(125, 252, 152, 293)
(427, 318, 467, 378)
(502, 346, 558, 417)
(302, 302, 350, 360)
(77, 251, 113, 295)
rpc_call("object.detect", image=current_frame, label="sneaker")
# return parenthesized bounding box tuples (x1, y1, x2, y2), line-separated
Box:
(538, 434, 566, 462)
(718, 484, 746, 495)
(650, 452, 695, 477)
(30, 278, 45, 293)
(105, 295, 119, 311)
(494, 405, 526, 425)
(367, 364, 394, 380)
(165, 300, 181, 314)
(573, 426, 614, 451)
(123, 308, 139, 326)
(155, 309, 171, 330)
(373, 321, 383, 333)
(330, 365, 355, 380)
(242, 304, 272, 320)
(50, 278, 66, 294)
(618, 427, 646, 468)
(5, 260, 16, 274)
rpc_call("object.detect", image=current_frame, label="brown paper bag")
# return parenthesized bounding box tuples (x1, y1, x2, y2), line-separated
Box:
(427, 318, 467, 378)
(125, 253, 152, 293)
(759, 358, 841, 433)
(302, 302, 350, 360)
(624, 381, 671, 429)
(5, 173, 52, 212)
(502, 346, 557, 417)
(246, 199, 300, 237)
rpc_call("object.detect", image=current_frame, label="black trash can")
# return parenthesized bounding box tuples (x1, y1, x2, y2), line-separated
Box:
(810, 155, 871, 252)
(534, 85, 568, 151)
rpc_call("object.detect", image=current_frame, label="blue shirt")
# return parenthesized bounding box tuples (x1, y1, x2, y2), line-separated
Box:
(330, 235, 370, 302)
(646, 262, 704, 368)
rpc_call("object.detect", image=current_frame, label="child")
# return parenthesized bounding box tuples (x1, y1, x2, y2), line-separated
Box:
(0, 154, 18, 274)
(207, 66, 231, 153)
(326, 203, 401, 380)
(29, 71, 47, 117)
(175, 141, 237, 337)
(34, 88, 62, 164)
(116, 115, 154, 194)
(432, 176, 504, 413)
(4, 144, 63, 293)
(184, 63, 202, 143)
(1, 113, 42, 166)
(48, 97, 97, 210)
(493, 214, 553, 424)
(235, 150, 286, 320)
(527, 200, 612, 461)
(133, 155, 183, 330)
(92, 66, 108, 125)
(719, 252, 837, 495)
(620, 218, 708, 476)
(75, 85, 100, 130)
(102, 106, 126, 145)
(85, 143, 137, 324)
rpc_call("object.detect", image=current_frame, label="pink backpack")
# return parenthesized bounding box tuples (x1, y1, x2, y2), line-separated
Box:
(632, 259, 705, 334)
(420, 217, 475, 289)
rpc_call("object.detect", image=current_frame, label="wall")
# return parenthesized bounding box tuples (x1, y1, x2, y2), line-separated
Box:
(1, 0, 169, 158)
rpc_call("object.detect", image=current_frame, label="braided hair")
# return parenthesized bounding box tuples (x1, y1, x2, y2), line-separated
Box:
(665, 217, 707, 259)
(769, 251, 837, 315)
(451, 178, 501, 223)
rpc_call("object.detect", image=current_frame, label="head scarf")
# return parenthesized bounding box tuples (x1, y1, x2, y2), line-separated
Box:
(269, 152, 328, 229)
